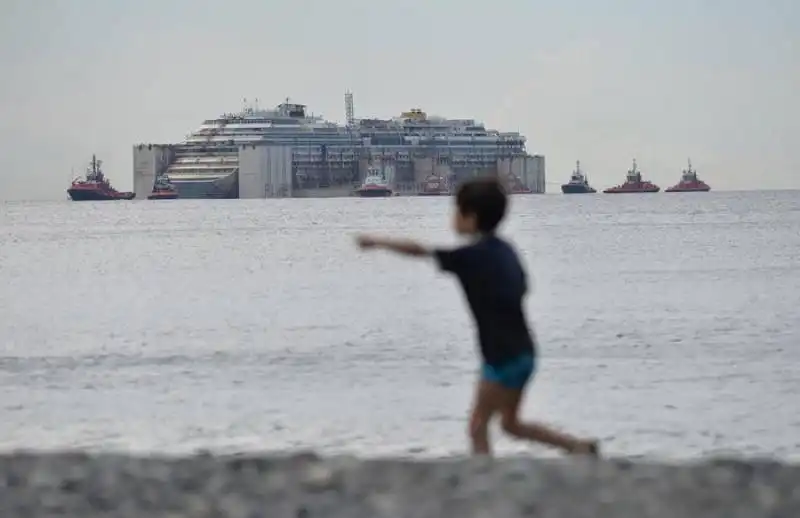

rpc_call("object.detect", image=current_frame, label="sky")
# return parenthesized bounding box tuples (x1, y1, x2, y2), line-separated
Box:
(0, 0, 798, 200)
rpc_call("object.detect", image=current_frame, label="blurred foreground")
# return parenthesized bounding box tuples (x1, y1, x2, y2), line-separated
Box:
(0, 451, 797, 517)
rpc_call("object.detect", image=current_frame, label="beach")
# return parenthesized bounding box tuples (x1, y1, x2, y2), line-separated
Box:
(1, 451, 798, 517)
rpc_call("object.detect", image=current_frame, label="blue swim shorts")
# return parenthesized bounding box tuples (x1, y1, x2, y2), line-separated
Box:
(481, 354, 536, 390)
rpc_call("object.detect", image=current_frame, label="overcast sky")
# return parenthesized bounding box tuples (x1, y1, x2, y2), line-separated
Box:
(0, 0, 797, 200)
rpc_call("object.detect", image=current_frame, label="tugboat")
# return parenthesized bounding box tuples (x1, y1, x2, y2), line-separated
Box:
(603, 159, 660, 193)
(355, 167, 393, 197)
(147, 174, 179, 200)
(665, 159, 710, 192)
(505, 173, 533, 194)
(67, 155, 135, 201)
(560, 160, 596, 194)
(417, 174, 450, 196)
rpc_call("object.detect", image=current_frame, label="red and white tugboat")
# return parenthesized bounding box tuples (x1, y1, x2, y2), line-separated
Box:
(67, 155, 135, 201)
(355, 167, 393, 197)
(665, 159, 710, 192)
(603, 159, 660, 193)
(417, 174, 450, 196)
(505, 173, 533, 194)
(147, 173, 180, 200)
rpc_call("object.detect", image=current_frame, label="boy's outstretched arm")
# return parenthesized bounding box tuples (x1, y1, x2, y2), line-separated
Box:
(356, 234, 431, 258)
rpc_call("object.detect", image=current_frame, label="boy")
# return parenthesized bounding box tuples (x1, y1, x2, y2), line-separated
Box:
(356, 177, 598, 456)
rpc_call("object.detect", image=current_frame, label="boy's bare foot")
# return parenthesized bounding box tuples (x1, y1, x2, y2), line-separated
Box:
(568, 440, 600, 457)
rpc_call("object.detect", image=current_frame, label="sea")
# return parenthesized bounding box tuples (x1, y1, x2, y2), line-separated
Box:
(1, 191, 799, 460)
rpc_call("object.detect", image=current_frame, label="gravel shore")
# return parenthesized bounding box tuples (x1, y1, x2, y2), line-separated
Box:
(0, 451, 797, 517)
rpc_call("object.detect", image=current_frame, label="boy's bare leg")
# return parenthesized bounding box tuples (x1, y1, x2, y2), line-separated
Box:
(481, 381, 598, 454)
(468, 380, 499, 455)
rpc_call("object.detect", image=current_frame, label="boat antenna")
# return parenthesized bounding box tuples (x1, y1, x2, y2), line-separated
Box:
(345, 90, 355, 128)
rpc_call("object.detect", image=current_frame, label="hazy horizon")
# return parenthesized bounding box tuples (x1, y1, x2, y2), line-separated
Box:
(1, 0, 797, 201)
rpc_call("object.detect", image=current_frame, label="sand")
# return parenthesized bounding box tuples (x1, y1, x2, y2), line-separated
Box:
(1, 451, 798, 517)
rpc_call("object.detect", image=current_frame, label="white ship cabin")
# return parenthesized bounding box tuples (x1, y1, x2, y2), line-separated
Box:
(570, 161, 587, 183)
(223, 100, 309, 121)
(682, 160, 697, 181)
(627, 160, 642, 182)
(186, 101, 343, 144)
(363, 166, 387, 186)
(359, 107, 525, 146)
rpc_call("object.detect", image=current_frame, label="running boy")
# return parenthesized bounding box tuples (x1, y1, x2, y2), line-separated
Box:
(356, 177, 598, 456)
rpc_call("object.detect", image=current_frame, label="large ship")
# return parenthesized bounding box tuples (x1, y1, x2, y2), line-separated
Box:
(665, 159, 710, 192)
(68, 155, 135, 201)
(133, 93, 545, 199)
(603, 159, 660, 193)
(561, 160, 596, 194)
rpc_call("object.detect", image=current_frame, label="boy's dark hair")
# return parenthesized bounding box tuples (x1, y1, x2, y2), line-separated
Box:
(455, 177, 508, 233)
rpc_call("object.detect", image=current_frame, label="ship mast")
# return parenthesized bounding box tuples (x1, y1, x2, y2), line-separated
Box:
(628, 158, 639, 182)
(344, 90, 355, 128)
(684, 157, 695, 179)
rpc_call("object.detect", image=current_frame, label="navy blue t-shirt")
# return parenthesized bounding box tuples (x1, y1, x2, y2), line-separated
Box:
(434, 235, 536, 366)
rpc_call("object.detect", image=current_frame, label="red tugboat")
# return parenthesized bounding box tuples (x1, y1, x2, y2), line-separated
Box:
(665, 159, 710, 192)
(417, 174, 450, 196)
(147, 174, 179, 200)
(603, 159, 660, 193)
(355, 167, 393, 197)
(67, 155, 135, 201)
(505, 173, 533, 194)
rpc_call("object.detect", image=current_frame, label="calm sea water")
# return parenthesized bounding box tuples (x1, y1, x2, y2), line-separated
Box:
(1, 191, 799, 459)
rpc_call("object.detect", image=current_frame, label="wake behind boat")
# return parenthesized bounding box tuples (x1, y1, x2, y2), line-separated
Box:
(561, 160, 596, 194)
(67, 155, 135, 201)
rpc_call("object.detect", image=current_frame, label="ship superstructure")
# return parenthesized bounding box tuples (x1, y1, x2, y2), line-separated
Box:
(157, 99, 358, 198)
(133, 93, 545, 199)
